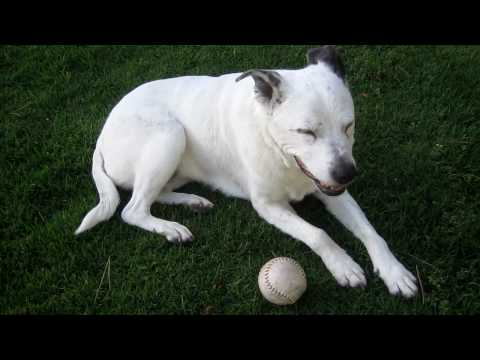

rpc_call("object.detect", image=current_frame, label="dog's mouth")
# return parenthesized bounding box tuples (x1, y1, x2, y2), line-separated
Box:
(294, 156, 346, 196)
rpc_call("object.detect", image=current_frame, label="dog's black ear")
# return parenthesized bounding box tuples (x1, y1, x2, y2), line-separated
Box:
(236, 69, 283, 105)
(307, 46, 346, 81)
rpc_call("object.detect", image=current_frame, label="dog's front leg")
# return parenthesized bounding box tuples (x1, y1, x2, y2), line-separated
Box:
(314, 191, 418, 298)
(252, 197, 367, 288)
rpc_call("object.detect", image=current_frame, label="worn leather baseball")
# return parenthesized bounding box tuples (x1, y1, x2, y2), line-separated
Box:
(258, 257, 307, 305)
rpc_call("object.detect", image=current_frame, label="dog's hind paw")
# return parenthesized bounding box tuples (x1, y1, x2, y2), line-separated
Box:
(157, 192, 214, 212)
(187, 197, 214, 213)
(161, 221, 194, 243)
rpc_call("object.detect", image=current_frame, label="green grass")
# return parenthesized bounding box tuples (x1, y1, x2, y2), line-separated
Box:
(1, 45, 479, 315)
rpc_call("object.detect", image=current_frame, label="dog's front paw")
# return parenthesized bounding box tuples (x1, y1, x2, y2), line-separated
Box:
(374, 258, 418, 298)
(322, 247, 367, 288)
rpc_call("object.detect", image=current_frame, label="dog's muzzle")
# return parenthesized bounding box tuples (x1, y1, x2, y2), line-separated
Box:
(294, 156, 346, 196)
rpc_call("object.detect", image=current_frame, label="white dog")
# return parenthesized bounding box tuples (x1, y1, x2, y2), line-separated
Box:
(76, 46, 418, 298)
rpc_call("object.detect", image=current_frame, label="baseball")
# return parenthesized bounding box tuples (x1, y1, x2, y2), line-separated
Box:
(258, 257, 307, 305)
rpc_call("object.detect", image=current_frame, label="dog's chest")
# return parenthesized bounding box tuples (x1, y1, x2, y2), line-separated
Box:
(284, 177, 317, 202)
(266, 166, 317, 202)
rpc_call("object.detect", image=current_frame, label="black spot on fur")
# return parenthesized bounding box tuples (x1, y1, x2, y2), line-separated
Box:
(254, 77, 274, 100)
(236, 70, 283, 103)
(307, 46, 346, 81)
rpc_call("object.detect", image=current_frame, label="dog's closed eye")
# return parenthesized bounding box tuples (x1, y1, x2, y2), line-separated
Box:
(295, 129, 317, 139)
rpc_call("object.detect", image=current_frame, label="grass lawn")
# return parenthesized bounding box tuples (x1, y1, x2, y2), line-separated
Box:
(1, 45, 479, 315)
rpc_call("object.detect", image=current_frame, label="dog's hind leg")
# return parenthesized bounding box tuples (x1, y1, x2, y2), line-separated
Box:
(156, 192, 214, 212)
(121, 120, 193, 243)
(156, 175, 214, 211)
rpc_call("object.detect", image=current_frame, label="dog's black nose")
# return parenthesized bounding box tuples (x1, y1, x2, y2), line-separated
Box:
(331, 159, 358, 185)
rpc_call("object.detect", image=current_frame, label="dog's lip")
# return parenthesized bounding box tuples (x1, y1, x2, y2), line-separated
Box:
(294, 156, 346, 196)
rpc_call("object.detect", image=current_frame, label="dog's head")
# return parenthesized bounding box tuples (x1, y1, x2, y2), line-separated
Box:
(236, 46, 357, 196)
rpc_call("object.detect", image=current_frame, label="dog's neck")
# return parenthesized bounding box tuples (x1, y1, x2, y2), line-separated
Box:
(253, 107, 293, 170)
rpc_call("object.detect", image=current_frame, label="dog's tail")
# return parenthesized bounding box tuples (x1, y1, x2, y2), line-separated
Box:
(75, 147, 120, 235)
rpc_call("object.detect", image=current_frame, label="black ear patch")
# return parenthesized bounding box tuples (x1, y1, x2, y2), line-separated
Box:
(307, 46, 346, 81)
(236, 69, 283, 104)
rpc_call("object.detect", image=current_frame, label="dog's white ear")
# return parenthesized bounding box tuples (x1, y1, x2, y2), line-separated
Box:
(307, 46, 346, 81)
(236, 70, 283, 105)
